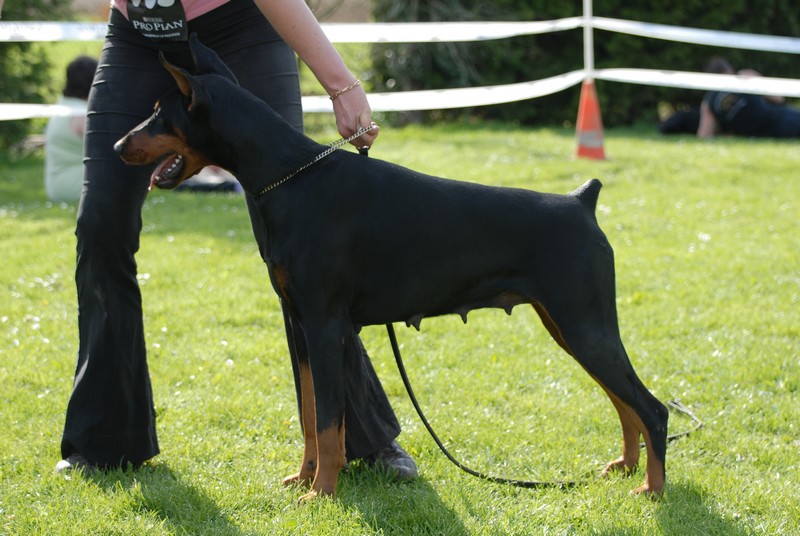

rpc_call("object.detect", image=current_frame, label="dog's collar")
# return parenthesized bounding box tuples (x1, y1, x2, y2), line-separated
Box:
(254, 124, 377, 199)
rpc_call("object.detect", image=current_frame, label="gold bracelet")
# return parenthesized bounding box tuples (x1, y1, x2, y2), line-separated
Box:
(329, 79, 361, 101)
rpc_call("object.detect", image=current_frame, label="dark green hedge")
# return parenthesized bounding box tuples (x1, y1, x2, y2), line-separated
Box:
(0, 0, 73, 149)
(370, 0, 800, 126)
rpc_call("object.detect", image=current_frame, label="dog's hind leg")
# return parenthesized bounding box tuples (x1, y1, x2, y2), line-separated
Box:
(532, 303, 668, 495)
(280, 307, 318, 489)
(580, 345, 667, 495)
(593, 369, 668, 495)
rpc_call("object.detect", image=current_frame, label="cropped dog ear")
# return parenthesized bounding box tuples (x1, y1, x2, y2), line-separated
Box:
(159, 51, 212, 115)
(159, 52, 193, 97)
(188, 33, 238, 84)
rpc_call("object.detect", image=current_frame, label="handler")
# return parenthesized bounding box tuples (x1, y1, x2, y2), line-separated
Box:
(38, 0, 416, 479)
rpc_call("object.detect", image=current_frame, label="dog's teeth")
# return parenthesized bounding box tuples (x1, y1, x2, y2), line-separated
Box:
(160, 154, 184, 177)
(167, 155, 183, 172)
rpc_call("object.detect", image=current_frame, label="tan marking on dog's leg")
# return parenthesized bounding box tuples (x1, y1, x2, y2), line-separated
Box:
(600, 391, 641, 477)
(600, 390, 664, 496)
(282, 363, 317, 488)
(633, 425, 665, 497)
(298, 421, 345, 502)
(608, 404, 664, 497)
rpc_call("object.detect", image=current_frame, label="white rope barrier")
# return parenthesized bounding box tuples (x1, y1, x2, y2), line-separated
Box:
(0, 21, 106, 42)
(592, 17, 800, 55)
(0, 102, 86, 121)
(0, 19, 586, 44)
(5, 17, 797, 50)
(6, 69, 797, 119)
(302, 71, 587, 113)
(595, 69, 800, 98)
(1, 16, 799, 120)
(321, 19, 585, 43)
(0, 71, 586, 117)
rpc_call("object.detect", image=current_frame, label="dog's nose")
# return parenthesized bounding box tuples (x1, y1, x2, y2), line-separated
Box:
(113, 137, 127, 156)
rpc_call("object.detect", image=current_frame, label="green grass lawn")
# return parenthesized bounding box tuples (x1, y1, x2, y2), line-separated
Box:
(1, 124, 798, 535)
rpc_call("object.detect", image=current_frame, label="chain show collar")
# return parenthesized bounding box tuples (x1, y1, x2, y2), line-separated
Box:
(255, 124, 377, 199)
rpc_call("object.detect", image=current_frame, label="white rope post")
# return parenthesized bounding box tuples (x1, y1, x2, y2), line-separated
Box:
(582, 0, 595, 80)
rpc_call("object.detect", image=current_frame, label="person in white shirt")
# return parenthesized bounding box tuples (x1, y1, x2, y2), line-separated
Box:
(44, 56, 97, 202)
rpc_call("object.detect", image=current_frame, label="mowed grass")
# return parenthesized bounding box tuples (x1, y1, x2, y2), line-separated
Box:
(1, 124, 798, 535)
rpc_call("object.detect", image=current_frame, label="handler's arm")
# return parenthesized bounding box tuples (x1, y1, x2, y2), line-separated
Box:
(252, 0, 378, 147)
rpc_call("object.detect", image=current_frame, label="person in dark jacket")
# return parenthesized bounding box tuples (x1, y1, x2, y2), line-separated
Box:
(697, 56, 800, 139)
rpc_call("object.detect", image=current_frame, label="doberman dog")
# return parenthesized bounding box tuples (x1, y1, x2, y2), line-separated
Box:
(114, 35, 669, 501)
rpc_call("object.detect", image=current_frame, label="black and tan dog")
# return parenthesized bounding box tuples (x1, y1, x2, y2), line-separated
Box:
(115, 35, 668, 500)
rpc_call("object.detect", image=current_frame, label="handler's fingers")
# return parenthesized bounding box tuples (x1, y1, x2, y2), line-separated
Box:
(350, 122, 379, 148)
(331, 87, 380, 147)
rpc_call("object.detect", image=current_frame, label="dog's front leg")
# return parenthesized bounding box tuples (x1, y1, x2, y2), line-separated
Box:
(281, 359, 318, 488)
(280, 307, 317, 489)
(298, 321, 348, 502)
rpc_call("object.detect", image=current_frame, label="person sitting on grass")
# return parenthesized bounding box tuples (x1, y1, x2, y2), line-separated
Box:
(44, 56, 98, 203)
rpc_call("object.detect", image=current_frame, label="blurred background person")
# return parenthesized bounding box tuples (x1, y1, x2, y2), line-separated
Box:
(697, 56, 800, 139)
(44, 55, 98, 202)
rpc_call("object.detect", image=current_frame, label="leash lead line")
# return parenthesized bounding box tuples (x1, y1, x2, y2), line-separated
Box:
(386, 323, 577, 489)
(385, 323, 704, 489)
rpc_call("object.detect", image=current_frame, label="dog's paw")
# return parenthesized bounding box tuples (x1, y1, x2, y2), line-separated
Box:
(631, 470, 665, 499)
(297, 489, 320, 504)
(296, 487, 336, 504)
(281, 472, 312, 488)
(600, 456, 638, 477)
(631, 482, 664, 500)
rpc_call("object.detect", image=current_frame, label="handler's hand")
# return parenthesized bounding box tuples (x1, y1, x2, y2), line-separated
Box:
(331, 84, 380, 148)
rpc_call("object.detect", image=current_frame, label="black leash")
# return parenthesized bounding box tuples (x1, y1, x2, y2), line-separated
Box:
(386, 323, 704, 489)
(356, 146, 702, 488)
(386, 322, 578, 488)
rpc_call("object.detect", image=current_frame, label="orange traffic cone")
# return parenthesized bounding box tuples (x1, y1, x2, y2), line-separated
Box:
(575, 79, 606, 160)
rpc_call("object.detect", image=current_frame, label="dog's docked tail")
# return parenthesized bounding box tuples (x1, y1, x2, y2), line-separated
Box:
(570, 178, 602, 214)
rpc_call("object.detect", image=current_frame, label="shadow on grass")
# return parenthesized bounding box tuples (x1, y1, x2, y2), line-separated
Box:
(87, 462, 465, 534)
(654, 481, 750, 536)
(338, 463, 468, 535)
(90, 464, 244, 535)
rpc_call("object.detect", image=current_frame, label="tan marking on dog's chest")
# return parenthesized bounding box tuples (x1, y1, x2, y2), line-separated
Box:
(271, 264, 292, 301)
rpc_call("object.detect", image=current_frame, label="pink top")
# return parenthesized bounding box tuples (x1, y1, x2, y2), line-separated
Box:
(112, 0, 231, 21)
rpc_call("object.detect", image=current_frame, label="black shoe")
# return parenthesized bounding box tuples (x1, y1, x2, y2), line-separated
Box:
(54, 454, 96, 475)
(364, 440, 418, 481)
